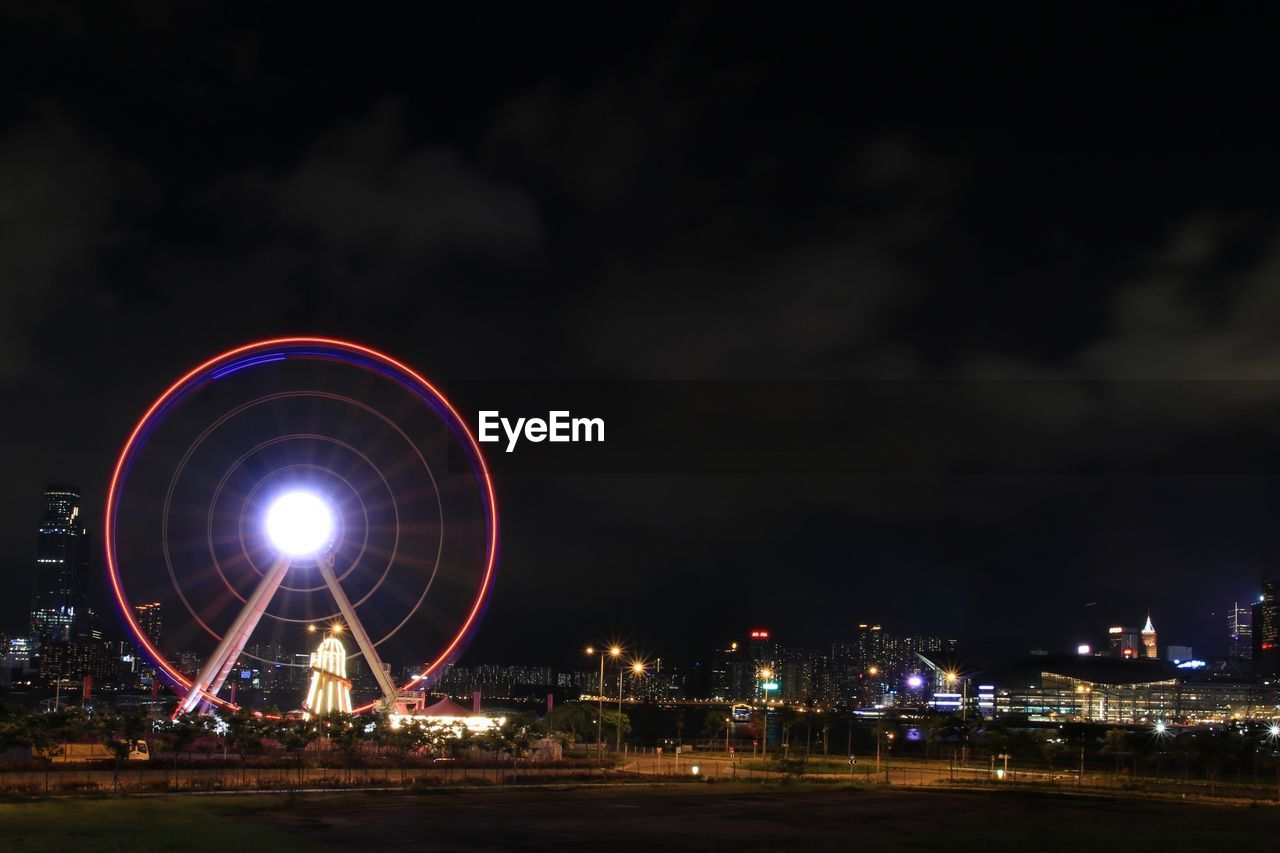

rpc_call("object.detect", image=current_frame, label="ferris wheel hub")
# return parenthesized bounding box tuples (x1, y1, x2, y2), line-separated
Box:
(265, 490, 334, 556)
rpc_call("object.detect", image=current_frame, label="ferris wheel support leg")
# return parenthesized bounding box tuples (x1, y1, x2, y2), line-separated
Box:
(316, 554, 400, 710)
(178, 555, 293, 715)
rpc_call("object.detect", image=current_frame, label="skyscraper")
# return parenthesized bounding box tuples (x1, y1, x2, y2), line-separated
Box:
(748, 630, 777, 700)
(1228, 601, 1252, 661)
(131, 602, 163, 684)
(133, 602, 162, 647)
(1141, 614, 1158, 659)
(29, 485, 91, 642)
(1108, 625, 1141, 658)
(1255, 579, 1280, 682)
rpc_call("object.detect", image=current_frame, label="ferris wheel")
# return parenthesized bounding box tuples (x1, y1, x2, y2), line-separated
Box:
(103, 338, 499, 715)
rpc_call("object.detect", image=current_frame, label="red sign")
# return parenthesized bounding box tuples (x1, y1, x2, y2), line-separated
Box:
(750, 630, 769, 639)
(729, 747, 735, 753)
(81, 675, 92, 701)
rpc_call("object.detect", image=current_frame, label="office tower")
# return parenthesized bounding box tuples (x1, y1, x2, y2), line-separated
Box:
(1255, 579, 1280, 681)
(1227, 602, 1252, 661)
(133, 602, 162, 646)
(29, 485, 91, 642)
(1108, 625, 1141, 658)
(1141, 615, 1158, 659)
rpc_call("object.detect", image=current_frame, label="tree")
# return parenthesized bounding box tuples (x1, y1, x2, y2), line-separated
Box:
(1039, 734, 1063, 771)
(1102, 729, 1130, 774)
(224, 711, 267, 785)
(774, 707, 800, 754)
(277, 718, 321, 783)
(1192, 729, 1242, 782)
(2, 709, 72, 792)
(93, 708, 149, 790)
(479, 718, 534, 782)
(599, 708, 631, 751)
(156, 713, 205, 787)
(323, 712, 371, 782)
(373, 715, 426, 783)
(542, 703, 594, 744)
(922, 715, 951, 761)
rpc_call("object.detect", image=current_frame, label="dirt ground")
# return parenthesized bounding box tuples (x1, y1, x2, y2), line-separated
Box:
(239, 784, 1280, 852)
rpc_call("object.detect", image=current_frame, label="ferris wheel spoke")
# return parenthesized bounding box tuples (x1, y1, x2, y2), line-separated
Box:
(178, 553, 292, 713)
(317, 552, 400, 709)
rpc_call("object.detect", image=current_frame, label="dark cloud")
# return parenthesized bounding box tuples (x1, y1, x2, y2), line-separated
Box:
(0, 6, 1277, 666)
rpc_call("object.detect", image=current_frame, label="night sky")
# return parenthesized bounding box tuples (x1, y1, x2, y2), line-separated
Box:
(2, 6, 1279, 671)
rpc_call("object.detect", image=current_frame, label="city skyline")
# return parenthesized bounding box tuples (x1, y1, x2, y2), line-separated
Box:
(3, 478, 1269, 671)
(9, 480, 1280, 719)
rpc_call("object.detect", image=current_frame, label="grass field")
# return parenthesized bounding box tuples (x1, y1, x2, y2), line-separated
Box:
(1, 795, 326, 853)
(5, 783, 1280, 852)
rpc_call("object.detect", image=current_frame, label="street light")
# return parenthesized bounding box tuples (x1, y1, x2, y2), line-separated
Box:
(587, 645, 624, 753)
(620, 661, 646, 754)
(946, 670, 968, 722)
(759, 668, 776, 768)
(1075, 684, 1092, 722)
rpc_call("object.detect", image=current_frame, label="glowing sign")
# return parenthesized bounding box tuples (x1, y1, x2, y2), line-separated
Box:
(761, 682, 779, 690)
(750, 631, 770, 639)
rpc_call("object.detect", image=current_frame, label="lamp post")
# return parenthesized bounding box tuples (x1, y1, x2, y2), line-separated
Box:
(588, 645, 622, 753)
(945, 671, 968, 722)
(1268, 724, 1280, 801)
(620, 661, 645, 754)
(1075, 684, 1092, 722)
(759, 668, 775, 769)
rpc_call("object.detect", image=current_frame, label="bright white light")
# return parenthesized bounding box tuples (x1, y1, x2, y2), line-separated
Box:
(265, 491, 334, 556)
(1154, 721, 1166, 734)
(1269, 724, 1279, 738)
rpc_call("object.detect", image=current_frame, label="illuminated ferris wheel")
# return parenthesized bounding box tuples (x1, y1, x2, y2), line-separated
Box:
(104, 338, 499, 715)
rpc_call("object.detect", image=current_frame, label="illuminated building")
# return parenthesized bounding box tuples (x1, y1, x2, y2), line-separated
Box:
(749, 630, 777, 701)
(709, 641, 741, 699)
(977, 653, 1280, 722)
(440, 663, 555, 699)
(778, 647, 816, 703)
(388, 696, 503, 734)
(748, 630, 775, 666)
(1107, 625, 1141, 659)
(1255, 580, 1280, 683)
(133, 602, 162, 646)
(981, 654, 1280, 723)
(39, 634, 116, 687)
(130, 602, 162, 684)
(1141, 614, 1158, 659)
(302, 629, 353, 718)
(1227, 601, 1252, 661)
(29, 485, 91, 642)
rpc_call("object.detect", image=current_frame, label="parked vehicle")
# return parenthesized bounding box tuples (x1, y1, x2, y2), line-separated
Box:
(52, 741, 150, 763)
